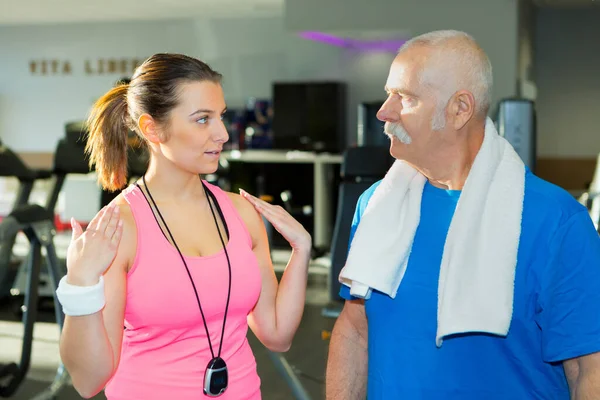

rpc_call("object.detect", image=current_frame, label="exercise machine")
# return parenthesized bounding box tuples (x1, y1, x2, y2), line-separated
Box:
(0, 135, 77, 398)
(323, 146, 393, 318)
(10, 124, 91, 307)
(0, 202, 68, 398)
(495, 98, 537, 172)
(0, 143, 53, 300)
(267, 351, 312, 400)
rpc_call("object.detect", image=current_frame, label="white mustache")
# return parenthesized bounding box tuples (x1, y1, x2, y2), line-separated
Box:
(384, 122, 412, 144)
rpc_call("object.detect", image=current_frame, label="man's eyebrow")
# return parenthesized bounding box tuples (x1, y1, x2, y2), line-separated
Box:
(385, 86, 418, 97)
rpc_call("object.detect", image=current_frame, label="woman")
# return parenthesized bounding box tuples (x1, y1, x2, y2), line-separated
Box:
(56, 53, 312, 399)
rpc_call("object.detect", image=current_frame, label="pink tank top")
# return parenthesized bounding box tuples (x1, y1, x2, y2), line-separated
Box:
(104, 182, 262, 400)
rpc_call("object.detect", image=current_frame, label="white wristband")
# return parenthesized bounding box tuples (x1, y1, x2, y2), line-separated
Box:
(56, 275, 106, 316)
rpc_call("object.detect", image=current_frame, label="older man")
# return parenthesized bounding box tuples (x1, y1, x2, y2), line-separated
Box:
(326, 30, 600, 399)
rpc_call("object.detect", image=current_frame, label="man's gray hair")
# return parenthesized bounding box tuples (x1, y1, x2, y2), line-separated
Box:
(399, 30, 493, 123)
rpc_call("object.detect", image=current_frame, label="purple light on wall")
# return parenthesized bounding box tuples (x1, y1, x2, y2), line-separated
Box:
(298, 31, 406, 52)
(298, 31, 347, 47)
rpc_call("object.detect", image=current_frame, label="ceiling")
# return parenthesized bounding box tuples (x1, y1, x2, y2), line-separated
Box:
(0, 0, 597, 26)
(0, 0, 283, 26)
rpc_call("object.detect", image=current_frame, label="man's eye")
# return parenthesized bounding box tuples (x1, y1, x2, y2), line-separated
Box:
(402, 97, 415, 107)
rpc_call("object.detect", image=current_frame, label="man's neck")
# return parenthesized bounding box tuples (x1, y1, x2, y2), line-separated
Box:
(414, 121, 485, 191)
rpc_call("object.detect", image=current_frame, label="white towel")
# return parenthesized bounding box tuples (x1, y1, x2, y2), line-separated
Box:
(339, 117, 525, 347)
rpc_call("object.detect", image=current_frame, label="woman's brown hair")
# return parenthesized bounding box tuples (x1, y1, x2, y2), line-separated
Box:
(85, 53, 222, 191)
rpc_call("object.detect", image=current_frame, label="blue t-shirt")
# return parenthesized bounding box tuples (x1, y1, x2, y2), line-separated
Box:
(340, 170, 600, 399)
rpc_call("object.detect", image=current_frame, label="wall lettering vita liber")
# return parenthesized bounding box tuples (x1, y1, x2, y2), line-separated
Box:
(28, 58, 146, 76)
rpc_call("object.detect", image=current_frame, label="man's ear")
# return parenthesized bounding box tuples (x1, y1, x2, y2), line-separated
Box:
(448, 90, 475, 130)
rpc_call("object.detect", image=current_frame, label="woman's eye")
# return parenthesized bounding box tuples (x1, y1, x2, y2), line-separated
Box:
(197, 117, 209, 124)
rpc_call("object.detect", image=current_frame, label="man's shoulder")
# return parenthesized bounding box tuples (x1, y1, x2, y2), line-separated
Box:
(360, 180, 383, 200)
(524, 170, 588, 224)
(356, 180, 383, 216)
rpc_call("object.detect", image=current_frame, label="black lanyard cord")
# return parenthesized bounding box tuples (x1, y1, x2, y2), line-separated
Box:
(136, 176, 232, 361)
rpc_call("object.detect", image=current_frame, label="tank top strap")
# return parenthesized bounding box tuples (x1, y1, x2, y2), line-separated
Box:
(121, 184, 158, 228)
(202, 181, 253, 248)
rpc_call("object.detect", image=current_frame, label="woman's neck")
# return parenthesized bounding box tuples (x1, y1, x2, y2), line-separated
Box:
(142, 156, 206, 203)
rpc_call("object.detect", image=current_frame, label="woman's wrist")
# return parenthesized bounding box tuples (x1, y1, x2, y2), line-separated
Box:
(66, 271, 102, 287)
(56, 274, 106, 317)
(292, 243, 312, 259)
(291, 233, 312, 255)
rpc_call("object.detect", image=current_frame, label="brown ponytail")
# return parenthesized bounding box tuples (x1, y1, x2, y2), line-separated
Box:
(85, 84, 130, 192)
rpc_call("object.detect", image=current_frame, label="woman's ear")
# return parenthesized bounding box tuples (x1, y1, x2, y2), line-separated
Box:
(138, 114, 161, 143)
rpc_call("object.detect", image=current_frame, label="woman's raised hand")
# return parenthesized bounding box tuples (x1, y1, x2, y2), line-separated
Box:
(65, 203, 123, 286)
(240, 189, 312, 253)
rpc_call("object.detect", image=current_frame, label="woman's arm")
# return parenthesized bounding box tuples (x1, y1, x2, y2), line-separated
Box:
(228, 191, 311, 352)
(59, 201, 134, 398)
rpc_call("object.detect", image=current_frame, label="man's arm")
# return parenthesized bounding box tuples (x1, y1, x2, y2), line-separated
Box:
(564, 352, 600, 400)
(536, 209, 600, 398)
(326, 299, 369, 400)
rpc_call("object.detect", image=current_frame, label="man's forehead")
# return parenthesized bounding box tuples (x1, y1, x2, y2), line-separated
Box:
(385, 56, 421, 93)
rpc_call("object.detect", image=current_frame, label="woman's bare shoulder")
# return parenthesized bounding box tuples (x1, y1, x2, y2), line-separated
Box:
(109, 193, 138, 272)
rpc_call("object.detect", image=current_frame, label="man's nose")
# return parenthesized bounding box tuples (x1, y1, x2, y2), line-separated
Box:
(377, 96, 401, 122)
